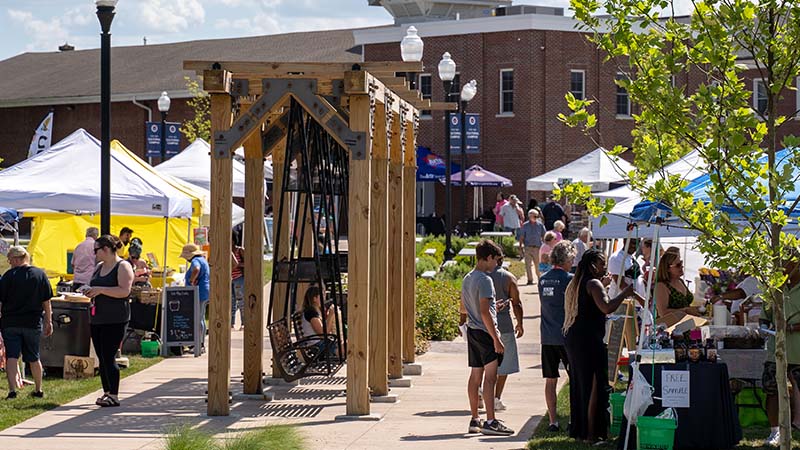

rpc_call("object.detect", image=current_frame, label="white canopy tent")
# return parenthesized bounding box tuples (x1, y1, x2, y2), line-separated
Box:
(234, 147, 274, 181)
(594, 148, 705, 202)
(526, 147, 635, 192)
(0, 129, 193, 217)
(158, 139, 267, 197)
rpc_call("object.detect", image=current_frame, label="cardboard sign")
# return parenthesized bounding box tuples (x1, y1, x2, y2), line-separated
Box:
(662, 370, 690, 408)
(64, 355, 95, 380)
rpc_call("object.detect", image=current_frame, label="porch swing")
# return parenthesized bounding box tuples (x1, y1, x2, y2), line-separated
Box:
(267, 99, 349, 382)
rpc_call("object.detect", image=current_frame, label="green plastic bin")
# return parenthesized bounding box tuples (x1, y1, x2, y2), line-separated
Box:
(610, 393, 626, 436)
(636, 416, 677, 450)
(141, 340, 160, 358)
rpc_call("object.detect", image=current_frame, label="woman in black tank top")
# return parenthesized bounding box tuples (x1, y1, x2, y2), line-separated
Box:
(84, 235, 134, 407)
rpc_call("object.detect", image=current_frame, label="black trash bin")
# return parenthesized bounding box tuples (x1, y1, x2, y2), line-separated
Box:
(40, 300, 91, 368)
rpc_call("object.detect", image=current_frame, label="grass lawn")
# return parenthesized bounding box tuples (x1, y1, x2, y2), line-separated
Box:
(527, 383, 800, 449)
(164, 424, 304, 450)
(263, 260, 273, 285)
(0, 355, 162, 431)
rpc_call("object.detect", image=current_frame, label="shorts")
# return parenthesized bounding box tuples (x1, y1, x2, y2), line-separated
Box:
(541, 344, 569, 378)
(498, 332, 520, 375)
(762, 361, 800, 395)
(1, 327, 42, 363)
(467, 327, 503, 368)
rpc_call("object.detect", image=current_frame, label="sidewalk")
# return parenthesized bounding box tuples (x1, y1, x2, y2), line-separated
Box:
(0, 281, 549, 450)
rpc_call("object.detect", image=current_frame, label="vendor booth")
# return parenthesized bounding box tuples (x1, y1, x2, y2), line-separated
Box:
(526, 147, 635, 193)
(0, 129, 202, 273)
(416, 146, 460, 234)
(444, 164, 512, 233)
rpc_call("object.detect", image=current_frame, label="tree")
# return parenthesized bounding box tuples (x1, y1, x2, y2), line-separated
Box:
(560, 1, 800, 447)
(180, 76, 210, 143)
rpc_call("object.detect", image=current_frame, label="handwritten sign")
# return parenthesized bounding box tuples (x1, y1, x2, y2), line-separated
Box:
(662, 370, 690, 408)
(160, 286, 201, 356)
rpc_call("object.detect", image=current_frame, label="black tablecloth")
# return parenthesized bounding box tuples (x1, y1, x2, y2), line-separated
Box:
(631, 362, 742, 450)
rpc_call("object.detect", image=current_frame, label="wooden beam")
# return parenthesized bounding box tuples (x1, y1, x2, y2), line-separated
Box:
(346, 93, 372, 416)
(344, 71, 421, 116)
(185, 60, 424, 75)
(368, 102, 390, 397)
(208, 93, 234, 416)
(203, 69, 232, 93)
(269, 137, 290, 378)
(401, 114, 417, 364)
(387, 110, 404, 380)
(243, 128, 265, 395)
(428, 101, 459, 111)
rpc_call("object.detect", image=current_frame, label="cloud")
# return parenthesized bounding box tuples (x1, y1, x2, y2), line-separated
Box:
(138, 0, 206, 32)
(62, 5, 94, 27)
(7, 9, 70, 52)
(214, 12, 382, 37)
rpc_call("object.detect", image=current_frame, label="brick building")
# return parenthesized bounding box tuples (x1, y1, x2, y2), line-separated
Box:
(2, 1, 799, 224)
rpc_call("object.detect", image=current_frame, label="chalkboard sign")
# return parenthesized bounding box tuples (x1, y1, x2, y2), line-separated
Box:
(607, 300, 635, 384)
(160, 286, 201, 357)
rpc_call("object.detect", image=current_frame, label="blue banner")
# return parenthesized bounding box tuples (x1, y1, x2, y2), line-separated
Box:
(448, 113, 480, 154)
(465, 113, 480, 154)
(145, 121, 182, 158)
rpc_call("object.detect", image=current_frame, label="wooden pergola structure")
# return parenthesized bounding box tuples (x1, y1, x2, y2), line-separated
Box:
(184, 60, 457, 417)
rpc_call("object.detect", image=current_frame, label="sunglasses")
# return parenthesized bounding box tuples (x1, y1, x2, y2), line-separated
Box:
(671, 261, 684, 268)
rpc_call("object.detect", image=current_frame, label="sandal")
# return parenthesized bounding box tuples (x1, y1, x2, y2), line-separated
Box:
(96, 395, 120, 407)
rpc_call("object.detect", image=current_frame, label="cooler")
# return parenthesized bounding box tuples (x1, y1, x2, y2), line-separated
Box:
(40, 299, 91, 367)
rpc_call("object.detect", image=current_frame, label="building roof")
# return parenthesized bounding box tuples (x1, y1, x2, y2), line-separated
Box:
(0, 28, 368, 107)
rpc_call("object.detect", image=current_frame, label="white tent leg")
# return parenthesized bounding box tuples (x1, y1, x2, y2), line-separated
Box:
(162, 217, 170, 288)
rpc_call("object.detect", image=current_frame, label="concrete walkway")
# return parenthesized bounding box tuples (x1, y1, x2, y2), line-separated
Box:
(0, 280, 551, 450)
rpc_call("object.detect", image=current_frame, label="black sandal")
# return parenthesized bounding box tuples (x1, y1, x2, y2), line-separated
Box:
(96, 395, 120, 407)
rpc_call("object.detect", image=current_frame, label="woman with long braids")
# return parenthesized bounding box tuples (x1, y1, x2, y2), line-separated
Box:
(562, 248, 641, 444)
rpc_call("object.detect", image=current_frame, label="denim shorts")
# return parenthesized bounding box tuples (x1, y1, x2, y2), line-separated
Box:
(1, 327, 42, 363)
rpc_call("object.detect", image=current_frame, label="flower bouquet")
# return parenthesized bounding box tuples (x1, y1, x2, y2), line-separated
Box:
(698, 267, 746, 299)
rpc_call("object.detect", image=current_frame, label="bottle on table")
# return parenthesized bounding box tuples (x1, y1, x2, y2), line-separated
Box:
(705, 338, 718, 363)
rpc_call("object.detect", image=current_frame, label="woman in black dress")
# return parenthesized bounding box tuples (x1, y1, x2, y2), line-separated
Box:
(562, 248, 637, 444)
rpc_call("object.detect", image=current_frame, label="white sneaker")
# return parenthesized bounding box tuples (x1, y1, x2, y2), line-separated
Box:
(764, 429, 780, 447)
(494, 398, 507, 411)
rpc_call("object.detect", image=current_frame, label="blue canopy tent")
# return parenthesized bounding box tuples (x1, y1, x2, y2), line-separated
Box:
(416, 146, 460, 182)
(0, 207, 20, 249)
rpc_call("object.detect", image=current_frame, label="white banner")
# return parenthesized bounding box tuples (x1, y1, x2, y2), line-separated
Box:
(27, 112, 54, 158)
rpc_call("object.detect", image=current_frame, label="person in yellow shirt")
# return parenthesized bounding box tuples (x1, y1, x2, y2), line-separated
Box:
(117, 227, 133, 259)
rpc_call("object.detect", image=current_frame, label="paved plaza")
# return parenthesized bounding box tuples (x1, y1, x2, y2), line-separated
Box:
(0, 281, 553, 450)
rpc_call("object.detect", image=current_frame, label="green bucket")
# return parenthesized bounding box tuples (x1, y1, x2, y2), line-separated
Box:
(610, 393, 626, 436)
(636, 416, 677, 450)
(141, 340, 160, 358)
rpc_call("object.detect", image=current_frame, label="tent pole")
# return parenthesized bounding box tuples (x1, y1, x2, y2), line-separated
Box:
(162, 217, 169, 289)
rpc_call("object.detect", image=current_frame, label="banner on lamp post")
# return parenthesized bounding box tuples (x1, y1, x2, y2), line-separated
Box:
(146, 121, 182, 158)
(449, 113, 480, 155)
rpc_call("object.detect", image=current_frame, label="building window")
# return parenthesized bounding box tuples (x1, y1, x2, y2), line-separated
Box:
(500, 69, 514, 114)
(753, 79, 768, 115)
(616, 72, 631, 117)
(419, 74, 432, 117)
(570, 70, 585, 100)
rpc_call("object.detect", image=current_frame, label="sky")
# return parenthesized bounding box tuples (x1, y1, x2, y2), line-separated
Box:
(0, 0, 695, 61)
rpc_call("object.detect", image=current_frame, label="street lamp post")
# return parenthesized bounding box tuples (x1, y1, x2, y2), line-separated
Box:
(438, 52, 457, 261)
(158, 91, 171, 161)
(400, 26, 423, 89)
(96, 0, 117, 236)
(459, 80, 477, 225)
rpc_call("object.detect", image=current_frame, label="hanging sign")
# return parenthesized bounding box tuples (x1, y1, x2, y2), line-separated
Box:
(465, 113, 480, 154)
(661, 370, 690, 408)
(145, 122, 182, 158)
(449, 113, 480, 155)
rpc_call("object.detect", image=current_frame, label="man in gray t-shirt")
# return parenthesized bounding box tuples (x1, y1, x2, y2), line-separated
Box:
(459, 239, 514, 437)
(488, 262, 523, 412)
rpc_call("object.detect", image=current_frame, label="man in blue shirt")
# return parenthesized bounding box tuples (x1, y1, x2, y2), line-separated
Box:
(538, 240, 576, 432)
(180, 244, 210, 349)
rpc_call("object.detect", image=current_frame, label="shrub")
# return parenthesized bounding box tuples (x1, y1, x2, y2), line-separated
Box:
(415, 254, 439, 277)
(415, 279, 461, 341)
(163, 425, 304, 450)
(417, 236, 445, 257)
(437, 261, 472, 283)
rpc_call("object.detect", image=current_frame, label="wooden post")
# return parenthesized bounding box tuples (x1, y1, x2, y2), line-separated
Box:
(243, 129, 265, 395)
(270, 136, 289, 377)
(387, 110, 404, 379)
(346, 93, 372, 416)
(208, 90, 234, 416)
(368, 101, 390, 397)
(401, 114, 417, 363)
